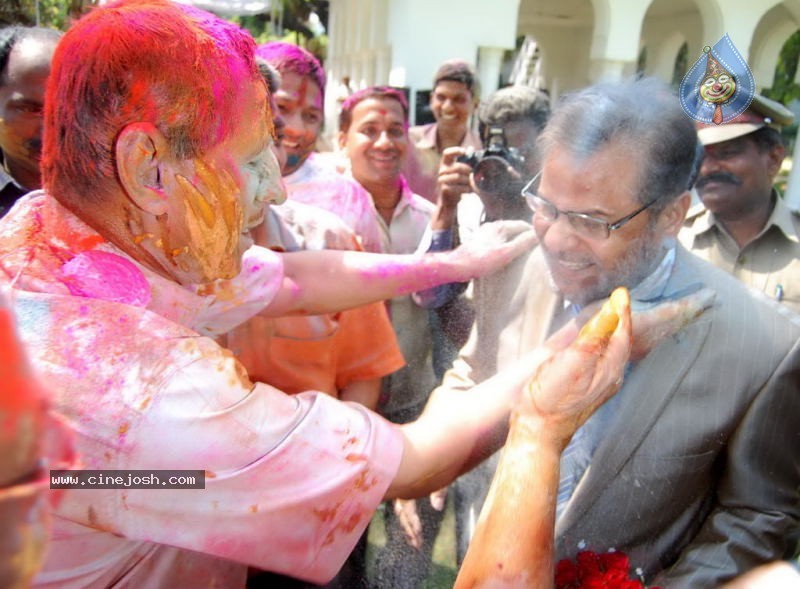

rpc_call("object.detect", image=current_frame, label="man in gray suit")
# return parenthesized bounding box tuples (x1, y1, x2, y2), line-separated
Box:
(441, 77, 800, 587)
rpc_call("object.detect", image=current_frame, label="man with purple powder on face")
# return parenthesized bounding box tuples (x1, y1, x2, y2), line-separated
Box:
(256, 41, 383, 254)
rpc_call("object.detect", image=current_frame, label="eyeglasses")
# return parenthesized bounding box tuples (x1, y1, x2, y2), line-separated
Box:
(521, 172, 660, 240)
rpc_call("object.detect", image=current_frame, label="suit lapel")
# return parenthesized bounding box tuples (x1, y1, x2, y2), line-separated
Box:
(556, 248, 714, 535)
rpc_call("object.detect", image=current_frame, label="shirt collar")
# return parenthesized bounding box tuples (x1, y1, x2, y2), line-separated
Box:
(396, 175, 417, 208)
(414, 123, 482, 151)
(361, 174, 417, 219)
(1, 191, 285, 337)
(629, 243, 676, 301)
(685, 201, 714, 240)
(765, 191, 800, 244)
(257, 208, 289, 252)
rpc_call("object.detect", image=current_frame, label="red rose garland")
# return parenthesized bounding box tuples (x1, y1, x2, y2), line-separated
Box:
(555, 550, 661, 589)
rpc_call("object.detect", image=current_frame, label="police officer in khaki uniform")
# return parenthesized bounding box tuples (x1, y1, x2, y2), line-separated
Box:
(680, 94, 800, 313)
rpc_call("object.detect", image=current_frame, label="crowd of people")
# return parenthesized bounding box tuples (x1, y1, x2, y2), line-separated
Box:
(0, 1, 798, 588)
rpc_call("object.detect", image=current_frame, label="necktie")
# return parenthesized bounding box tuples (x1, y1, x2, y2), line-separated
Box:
(556, 417, 593, 520)
(553, 301, 625, 519)
(556, 372, 625, 520)
(549, 302, 586, 519)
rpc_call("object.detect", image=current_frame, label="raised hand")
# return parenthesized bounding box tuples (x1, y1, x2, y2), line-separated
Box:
(628, 284, 715, 360)
(449, 219, 538, 282)
(439, 148, 475, 204)
(523, 287, 633, 446)
(454, 285, 715, 588)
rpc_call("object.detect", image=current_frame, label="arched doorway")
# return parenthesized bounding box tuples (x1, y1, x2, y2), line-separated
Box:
(639, 0, 703, 86)
(515, 0, 595, 97)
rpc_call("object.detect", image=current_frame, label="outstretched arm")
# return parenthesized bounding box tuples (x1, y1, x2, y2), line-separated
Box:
(264, 221, 537, 317)
(387, 329, 573, 500)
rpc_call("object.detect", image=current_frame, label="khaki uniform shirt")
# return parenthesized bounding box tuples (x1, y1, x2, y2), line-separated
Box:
(679, 191, 800, 313)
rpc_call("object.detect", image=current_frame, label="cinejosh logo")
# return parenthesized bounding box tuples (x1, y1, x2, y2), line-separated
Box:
(50, 469, 206, 489)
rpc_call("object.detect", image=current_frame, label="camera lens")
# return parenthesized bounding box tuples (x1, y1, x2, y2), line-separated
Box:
(473, 156, 518, 194)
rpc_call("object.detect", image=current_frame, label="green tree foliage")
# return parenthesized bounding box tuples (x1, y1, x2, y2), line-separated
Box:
(763, 29, 800, 106)
(1, 0, 328, 59)
(231, 0, 328, 61)
(762, 29, 800, 155)
(1, 0, 97, 29)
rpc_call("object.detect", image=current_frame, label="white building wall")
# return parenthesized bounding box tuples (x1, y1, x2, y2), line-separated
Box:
(327, 0, 519, 128)
(385, 0, 519, 90)
(531, 26, 594, 97)
(751, 4, 799, 90)
(641, 15, 703, 82)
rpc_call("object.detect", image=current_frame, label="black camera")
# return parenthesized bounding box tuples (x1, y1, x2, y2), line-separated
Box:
(456, 127, 526, 195)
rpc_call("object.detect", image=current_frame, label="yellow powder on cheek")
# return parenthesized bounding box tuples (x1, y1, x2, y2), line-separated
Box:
(171, 161, 244, 281)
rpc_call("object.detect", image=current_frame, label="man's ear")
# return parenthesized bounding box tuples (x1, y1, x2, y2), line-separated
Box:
(661, 191, 692, 238)
(337, 130, 347, 151)
(116, 122, 171, 216)
(766, 143, 786, 179)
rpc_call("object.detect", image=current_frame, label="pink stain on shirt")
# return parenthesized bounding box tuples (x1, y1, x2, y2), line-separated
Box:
(60, 250, 152, 307)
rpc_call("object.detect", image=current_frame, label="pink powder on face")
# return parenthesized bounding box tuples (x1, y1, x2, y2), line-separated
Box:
(60, 250, 152, 307)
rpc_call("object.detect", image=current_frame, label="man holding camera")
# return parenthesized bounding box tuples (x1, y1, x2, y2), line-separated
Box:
(429, 86, 550, 235)
(417, 86, 551, 339)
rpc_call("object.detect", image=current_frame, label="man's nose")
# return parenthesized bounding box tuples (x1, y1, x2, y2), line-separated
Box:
(267, 182, 288, 205)
(699, 149, 721, 175)
(281, 112, 303, 137)
(539, 212, 581, 250)
(374, 130, 393, 148)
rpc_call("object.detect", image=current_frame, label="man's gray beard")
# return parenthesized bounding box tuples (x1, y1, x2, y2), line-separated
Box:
(544, 230, 665, 306)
